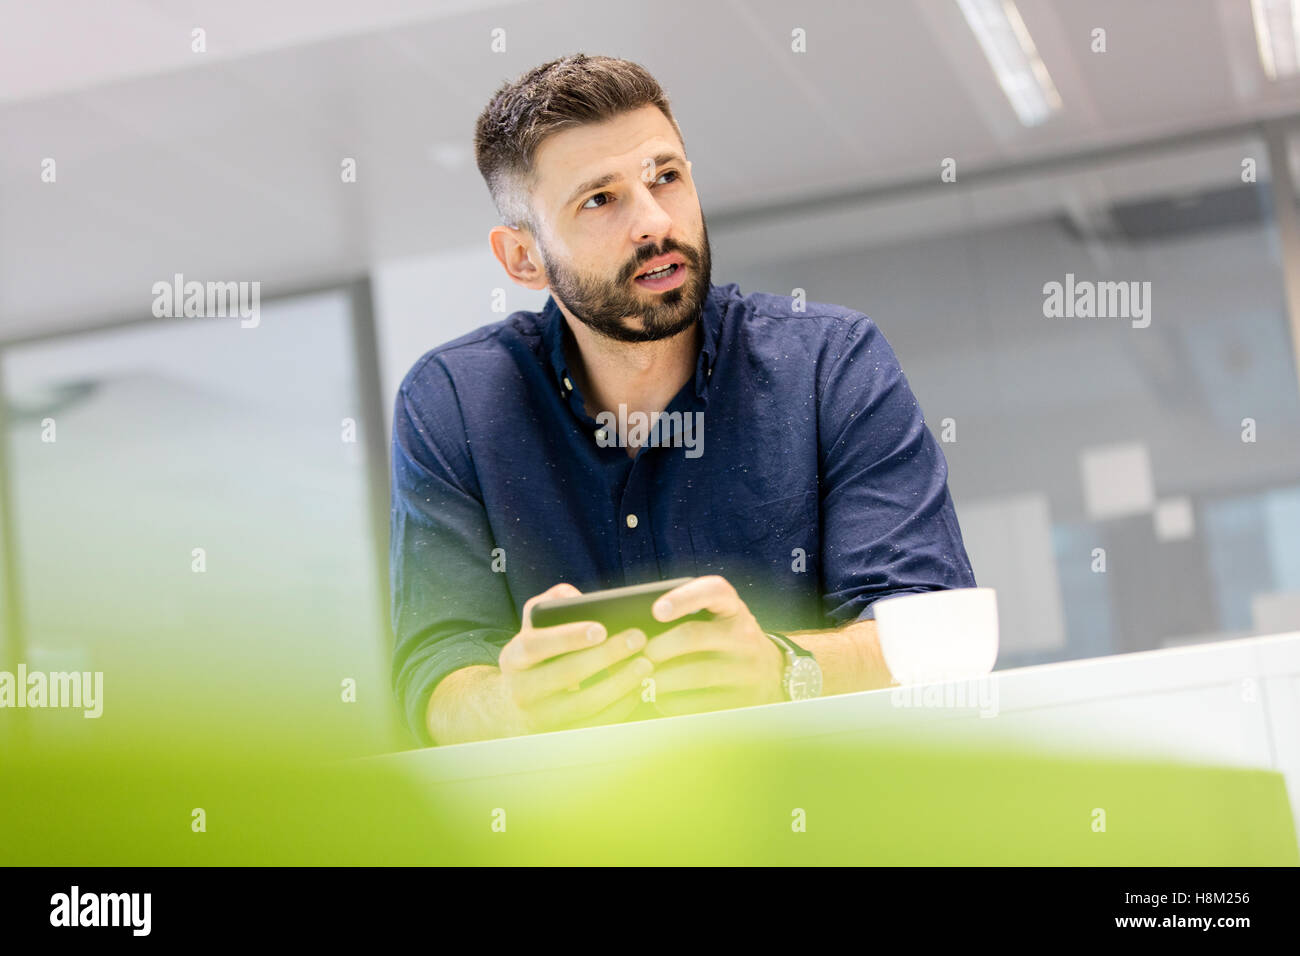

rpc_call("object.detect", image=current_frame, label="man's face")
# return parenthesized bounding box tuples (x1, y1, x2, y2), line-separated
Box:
(527, 105, 712, 343)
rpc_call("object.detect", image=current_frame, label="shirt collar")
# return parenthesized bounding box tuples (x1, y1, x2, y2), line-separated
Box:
(541, 283, 725, 404)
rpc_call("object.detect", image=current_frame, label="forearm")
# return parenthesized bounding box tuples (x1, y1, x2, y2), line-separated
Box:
(425, 664, 527, 746)
(784, 618, 893, 696)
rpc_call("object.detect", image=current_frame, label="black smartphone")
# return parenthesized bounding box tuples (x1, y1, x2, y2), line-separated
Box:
(526, 577, 712, 637)
(526, 578, 713, 690)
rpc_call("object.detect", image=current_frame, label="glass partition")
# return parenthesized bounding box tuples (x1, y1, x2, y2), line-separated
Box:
(1, 288, 391, 753)
(718, 133, 1300, 665)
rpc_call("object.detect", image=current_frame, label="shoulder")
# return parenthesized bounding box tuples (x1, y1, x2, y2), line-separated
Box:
(715, 283, 882, 365)
(396, 306, 547, 411)
(390, 307, 547, 488)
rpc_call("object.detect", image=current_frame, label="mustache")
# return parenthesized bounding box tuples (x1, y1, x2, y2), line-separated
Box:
(626, 243, 696, 280)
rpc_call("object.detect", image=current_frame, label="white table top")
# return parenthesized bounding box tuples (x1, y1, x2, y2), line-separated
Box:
(377, 632, 1300, 811)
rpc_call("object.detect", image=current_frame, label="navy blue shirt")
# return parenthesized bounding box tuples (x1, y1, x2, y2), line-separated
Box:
(390, 282, 976, 745)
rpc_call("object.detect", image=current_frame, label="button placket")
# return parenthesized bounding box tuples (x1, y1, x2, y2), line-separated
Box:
(617, 456, 657, 577)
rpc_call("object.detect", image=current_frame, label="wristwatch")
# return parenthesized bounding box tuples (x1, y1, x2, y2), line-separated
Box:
(765, 631, 822, 701)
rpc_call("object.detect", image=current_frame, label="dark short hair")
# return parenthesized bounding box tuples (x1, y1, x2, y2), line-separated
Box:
(473, 53, 684, 234)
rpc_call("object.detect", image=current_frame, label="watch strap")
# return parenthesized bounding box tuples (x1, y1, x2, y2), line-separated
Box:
(765, 632, 795, 701)
(766, 631, 822, 701)
(766, 630, 813, 658)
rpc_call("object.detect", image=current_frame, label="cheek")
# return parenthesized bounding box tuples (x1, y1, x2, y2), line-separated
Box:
(674, 205, 704, 245)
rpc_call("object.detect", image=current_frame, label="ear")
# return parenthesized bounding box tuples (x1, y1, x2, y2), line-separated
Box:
(489, 225, 549, 291)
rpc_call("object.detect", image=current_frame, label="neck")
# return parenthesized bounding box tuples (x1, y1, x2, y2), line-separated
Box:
(563, 312, 701, 423)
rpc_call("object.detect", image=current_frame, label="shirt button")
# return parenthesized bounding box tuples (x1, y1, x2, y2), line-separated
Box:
(563, 377, 573, 391)
(595, 428, 607, 442)
(626, 514, 639, 529)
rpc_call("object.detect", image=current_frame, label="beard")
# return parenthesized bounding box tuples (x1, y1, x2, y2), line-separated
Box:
(538, 215, 713, 344)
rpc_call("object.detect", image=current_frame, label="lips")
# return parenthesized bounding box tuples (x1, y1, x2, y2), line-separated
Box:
(632, 261, 687, 291)
(635, 253, 687, 279)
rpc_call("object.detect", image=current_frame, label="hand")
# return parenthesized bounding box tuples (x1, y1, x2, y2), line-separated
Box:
(640, 575, 786, 718)
(496, 583, 655, 735)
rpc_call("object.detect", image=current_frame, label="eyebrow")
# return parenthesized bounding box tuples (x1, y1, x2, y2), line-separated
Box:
(563, 151, 686, 210)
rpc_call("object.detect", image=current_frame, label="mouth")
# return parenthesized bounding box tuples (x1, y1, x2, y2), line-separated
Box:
(633, 261, 687, 292)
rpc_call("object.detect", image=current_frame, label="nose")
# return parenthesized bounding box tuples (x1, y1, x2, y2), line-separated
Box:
(629, 178, 673, 246)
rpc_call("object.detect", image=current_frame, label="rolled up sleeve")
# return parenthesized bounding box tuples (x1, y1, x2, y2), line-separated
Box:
(818, 316, 976, 625)
(390, 358, 516, 746)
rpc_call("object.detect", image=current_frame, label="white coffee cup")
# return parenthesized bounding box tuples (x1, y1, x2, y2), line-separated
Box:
(872, 587, 999, 684)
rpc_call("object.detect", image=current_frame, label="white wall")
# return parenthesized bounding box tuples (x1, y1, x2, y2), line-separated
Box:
(372, 244, 548, 438)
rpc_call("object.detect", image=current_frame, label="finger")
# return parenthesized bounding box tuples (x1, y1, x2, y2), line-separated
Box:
(519, 628, 647, 702)
(642, 620, 742, 664)
(501, 619, 606, 671)
(644, 655, 746, 696)
(653, 687, 744, 718)
(520, 582, 582, 625)
(649, 650, 724, 675)
(536, 653, 653, 727)
(651, 575, 742, 623)
(532, 654, 655, 729)
(563, 683, 646, 730)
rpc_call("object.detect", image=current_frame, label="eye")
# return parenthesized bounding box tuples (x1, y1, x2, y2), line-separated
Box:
(579, 170, 681, 211)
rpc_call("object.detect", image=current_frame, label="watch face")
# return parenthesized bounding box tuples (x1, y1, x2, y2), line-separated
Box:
(787, 657, 822, 700)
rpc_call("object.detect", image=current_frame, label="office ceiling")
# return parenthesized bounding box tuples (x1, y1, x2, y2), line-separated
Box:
(4, 0, 1300, 338)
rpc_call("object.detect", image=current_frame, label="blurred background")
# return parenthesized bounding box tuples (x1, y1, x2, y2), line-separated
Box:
(2, 0, 1300, 754)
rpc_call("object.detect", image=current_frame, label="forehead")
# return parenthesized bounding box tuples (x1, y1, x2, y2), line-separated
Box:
(532, 104, 683, 209)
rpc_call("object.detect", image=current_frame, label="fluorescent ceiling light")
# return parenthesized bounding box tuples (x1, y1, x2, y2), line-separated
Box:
(1251, 0, 1300, 79)
(956, 0, 1062, 126)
